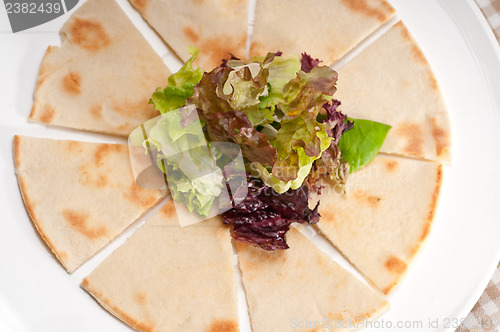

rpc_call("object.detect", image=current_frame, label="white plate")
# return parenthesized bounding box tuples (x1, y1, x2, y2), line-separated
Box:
(1, 0, 500, 331)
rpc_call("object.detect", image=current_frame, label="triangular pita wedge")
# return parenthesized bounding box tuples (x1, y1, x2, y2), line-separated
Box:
(314, 155, 442, 294)
(129, 0, 248, 70)
(13, 135, 166, 272)
(236, 227, 389, 331)
(250, 0, 395, 65)
(335, 21, 451, 162)
(29, 0, 171, 136)
(82, 202, 239, 332)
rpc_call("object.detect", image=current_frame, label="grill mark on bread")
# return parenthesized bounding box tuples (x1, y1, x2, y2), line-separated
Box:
(396, 123, 424, 156)
(69, 18, 110, 52)
(199, 34, 246, 69)
(340, 0, 394, 22)
(40, 105, 56, 123)
(90, 105, 103, 119)
(205, 319, 238, 332)
(62, 209, 108, 239)
(430, 117, 449, 158)
(353, 191, 381, 207)
(94, 144, 124, 167)
(183, 26, 200, 42)
(160, 201, 176, 218)
(384, 159, 399, 172)
(125, 183, 158, 208)
(62, 72, 81, 94)
(129, 0, 150, 14)
(384, 256, 407, 274)
(65, 140, 83, 152)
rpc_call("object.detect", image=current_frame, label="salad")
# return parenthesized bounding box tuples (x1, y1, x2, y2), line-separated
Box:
(137, 47, 391, 250)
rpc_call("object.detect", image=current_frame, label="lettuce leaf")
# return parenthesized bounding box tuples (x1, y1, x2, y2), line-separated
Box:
(150, 46, 204, 114)
(204, 110, 277, 166)
(338, 118, 391, 173)
(280, 65, 338, 116)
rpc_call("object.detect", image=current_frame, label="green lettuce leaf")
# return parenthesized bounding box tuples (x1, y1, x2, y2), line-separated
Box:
(281, 65, 338, 116)
(150, 46, 204, 114)
(338, 118, 391, 173)
(249, 112, 331, 193)
(144, 107, 224, 217)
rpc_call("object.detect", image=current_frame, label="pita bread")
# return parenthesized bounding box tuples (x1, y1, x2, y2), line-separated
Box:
(82, 202, 239, 332)
(313, 154, 442, 294)
(236, 227, 389, 331)
(13, 135, 166, 273)
(128, 0, 248, 70)
(29, 0, 171, 136)
(250, 0, 395, 65)
(335, 21, 451, 162)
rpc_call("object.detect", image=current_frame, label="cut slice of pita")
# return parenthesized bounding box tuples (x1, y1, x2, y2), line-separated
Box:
(335, 21, 451, 162)
(236, 227, 389, 331)
(313, 154, 442, 294)
(82, 202, 239, 332)
(29, 0, 171, 136)
(128, 0, 248, 70)
(250, 0, 395, 65)
(13, 135, 166, 273)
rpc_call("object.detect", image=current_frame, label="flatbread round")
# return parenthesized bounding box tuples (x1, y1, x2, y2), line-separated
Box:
(29, 0, 171, 136)
(82, 202, 239, 332)
(13, 135, 166, 272)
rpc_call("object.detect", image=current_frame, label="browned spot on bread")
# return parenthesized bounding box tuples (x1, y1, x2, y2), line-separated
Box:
(69, 18, 110, 52)
(430, 118, 449, 158)
(396, 123, 424, 156)
(354, 191, 381, 207)
(205, 319, 238, 332)
(13, 136, 21, 168)
(319, 208, 336, 224)
(160, 201, 176, 218)
(199, 34, 246, 69)
(58, 251, 68, 261)
(79, 166, 108, 188)
(129, 0, 150, 14)
(94, 144, 124, 167)
(36, 76, 47, 90)
(125, 183, 157, 208)
(133, 292, 147, 305)
(65, 140, 83, 152)
(340, 0, 394, 22)
(90, 105, 102, 119)
(385, 256, 407, 274)
(396, 22, 428, 65)
(62, 72, 81, 94)
(183, 26, 200, 42)
(382, 283, 396, 295)
(429, 73, 439, 91)
(40, 105, 56, 123)
(62, 209, 108, 239)
(249, 41, 264, 57)
(384, 159, 399, 172)
(193, 0, 204, 4)
(422, 165, 442, 240)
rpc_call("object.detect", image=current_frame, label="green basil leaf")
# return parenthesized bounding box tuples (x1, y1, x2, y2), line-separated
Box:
(338, 118, 391, 173)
